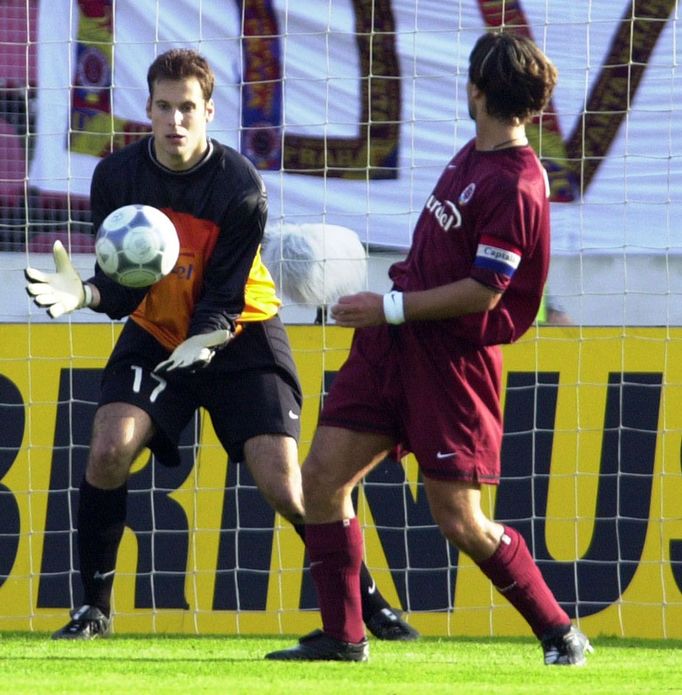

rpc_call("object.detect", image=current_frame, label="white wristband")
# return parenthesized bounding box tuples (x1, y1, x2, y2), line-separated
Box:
(383, 291, 406, 325)
(82, 283, 93, 308)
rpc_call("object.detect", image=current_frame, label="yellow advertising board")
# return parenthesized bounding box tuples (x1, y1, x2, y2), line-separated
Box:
(0, 324, 681, 638)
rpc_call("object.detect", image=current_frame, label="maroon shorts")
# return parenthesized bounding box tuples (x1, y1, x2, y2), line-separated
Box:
(320, 323, 503, 483)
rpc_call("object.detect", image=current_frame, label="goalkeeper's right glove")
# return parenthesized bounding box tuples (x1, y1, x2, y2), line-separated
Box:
(25, 240, 91, 319)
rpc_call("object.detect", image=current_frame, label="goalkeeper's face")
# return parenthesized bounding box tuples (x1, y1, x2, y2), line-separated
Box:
(146, 77, 215, 171)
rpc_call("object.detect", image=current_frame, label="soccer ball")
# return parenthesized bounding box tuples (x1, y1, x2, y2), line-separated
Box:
(95, 204, 180, 288)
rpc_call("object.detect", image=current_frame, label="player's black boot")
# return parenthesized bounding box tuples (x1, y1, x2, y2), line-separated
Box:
(265, 629, 369, 662)
(51, 605, 111, 640)
(365, 607, 420, 641)
(541, 625, 593, 665)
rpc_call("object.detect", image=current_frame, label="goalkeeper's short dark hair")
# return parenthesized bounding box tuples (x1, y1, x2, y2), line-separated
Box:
(468, 31, 558, 123)
(147, 48, 215, 103)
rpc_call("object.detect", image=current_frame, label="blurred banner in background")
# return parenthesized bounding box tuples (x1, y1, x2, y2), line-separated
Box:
(27, 0, 682, 252)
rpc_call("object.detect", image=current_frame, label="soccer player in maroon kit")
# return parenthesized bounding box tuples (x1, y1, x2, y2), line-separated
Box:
(267, 32, 593, 665)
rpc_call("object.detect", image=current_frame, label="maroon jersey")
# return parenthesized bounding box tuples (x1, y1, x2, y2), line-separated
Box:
(389, 139, 550, 346)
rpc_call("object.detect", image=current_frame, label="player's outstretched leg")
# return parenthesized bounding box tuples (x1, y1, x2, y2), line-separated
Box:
(51, 605, 111, 640)
(541, 625, 593, 666)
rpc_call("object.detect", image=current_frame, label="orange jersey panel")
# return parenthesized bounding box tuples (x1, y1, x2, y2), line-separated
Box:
(131, 210, 280, 351)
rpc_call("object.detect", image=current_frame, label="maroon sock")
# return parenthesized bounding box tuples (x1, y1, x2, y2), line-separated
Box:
(476, 526, 570, 638)
(305, 518, 365, 643)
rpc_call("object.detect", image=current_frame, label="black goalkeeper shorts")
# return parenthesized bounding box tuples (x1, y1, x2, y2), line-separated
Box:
(99, 316, 302, 465)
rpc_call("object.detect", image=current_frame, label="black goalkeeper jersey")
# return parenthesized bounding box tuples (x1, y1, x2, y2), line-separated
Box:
(87, 136, 280, 351)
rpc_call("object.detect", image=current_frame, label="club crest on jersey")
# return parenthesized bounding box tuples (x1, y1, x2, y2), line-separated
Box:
(426, 194, 462, 232)
(474, 234, 522, 277)
(459, 183, 476, 205)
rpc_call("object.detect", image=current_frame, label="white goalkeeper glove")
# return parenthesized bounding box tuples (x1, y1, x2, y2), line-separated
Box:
(154, 329, 233, 373)
(24, 240, 91, 319)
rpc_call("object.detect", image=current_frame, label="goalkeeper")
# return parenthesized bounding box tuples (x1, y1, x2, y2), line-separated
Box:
(25, 48, 417, 642)
(267, 32, 592, 665)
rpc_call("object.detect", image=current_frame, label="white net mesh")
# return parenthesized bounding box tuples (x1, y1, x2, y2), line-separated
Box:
(0, 0, 681, 637)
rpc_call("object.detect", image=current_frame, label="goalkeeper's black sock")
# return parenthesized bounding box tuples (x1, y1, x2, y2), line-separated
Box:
(357, 558, 392, 619)
(77, 479, 127, 618)
(293, 523, 391, 621)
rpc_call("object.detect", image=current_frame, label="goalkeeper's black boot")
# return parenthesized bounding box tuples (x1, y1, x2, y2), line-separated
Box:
(541, 625, 593, 665)
(365, 607, 420, 641)
(265, 629, 369, 662)
(51, 605, 111, 640)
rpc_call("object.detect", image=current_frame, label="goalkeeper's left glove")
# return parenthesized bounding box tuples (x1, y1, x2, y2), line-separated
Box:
(24, 240, 91, 319)
(154, 329, 233, 373)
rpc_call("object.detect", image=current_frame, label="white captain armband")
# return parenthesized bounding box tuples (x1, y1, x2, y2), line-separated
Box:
(383, 291, 406, 325)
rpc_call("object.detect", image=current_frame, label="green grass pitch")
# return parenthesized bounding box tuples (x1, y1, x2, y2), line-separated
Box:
(1, 633, 681, 694)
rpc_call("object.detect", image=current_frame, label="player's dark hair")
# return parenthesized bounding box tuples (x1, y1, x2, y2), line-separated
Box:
(468, 32, 557, 123)
(147, 48, 215, 102)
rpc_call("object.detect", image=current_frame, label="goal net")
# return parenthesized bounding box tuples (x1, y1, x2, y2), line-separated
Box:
(0, 0, 681, 638)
